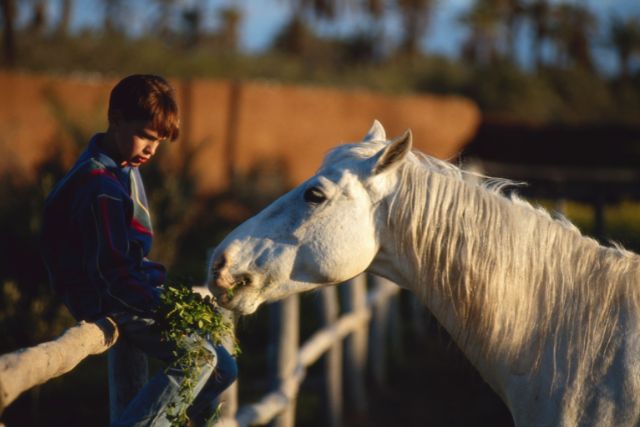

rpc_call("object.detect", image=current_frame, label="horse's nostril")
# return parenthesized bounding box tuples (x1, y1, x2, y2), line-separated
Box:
(213, 254, 227, 271)
(210, 252, 253, 291)
(210, 254, 229, 280)
(234, 274, 252, 288)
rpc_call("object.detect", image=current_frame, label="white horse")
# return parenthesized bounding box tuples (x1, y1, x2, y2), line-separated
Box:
(208, 121, 640, 427)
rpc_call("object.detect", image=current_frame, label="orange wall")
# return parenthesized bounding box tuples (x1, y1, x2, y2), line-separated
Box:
(0, 71, 480, 193)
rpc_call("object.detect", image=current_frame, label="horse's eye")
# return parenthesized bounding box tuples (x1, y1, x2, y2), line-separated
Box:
(303, 187, 326, 204)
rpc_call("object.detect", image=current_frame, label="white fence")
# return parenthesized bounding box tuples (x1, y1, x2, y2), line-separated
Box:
(0, 274, 426, 427)
(213, 274, 409, 427)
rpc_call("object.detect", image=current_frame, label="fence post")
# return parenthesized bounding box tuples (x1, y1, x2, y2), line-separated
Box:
(108, 339, 149, 422)
(269, 295, 299, 427)
(409, 294, 427, 340)
(387, 290, 404, 365)
(368, 275, 394, 389)
(218, 310, 239, 419)
(317, 286, 343, 427)
(340, 274, 368, 416)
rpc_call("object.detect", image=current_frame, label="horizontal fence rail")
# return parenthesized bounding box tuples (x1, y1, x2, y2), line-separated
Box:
(0, 318, 119, 414)
(212, 274, 402, 427)
(0, 274, 411, 427)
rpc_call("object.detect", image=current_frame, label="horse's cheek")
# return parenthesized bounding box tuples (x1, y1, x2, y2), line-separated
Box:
(328, 228, 377, 279)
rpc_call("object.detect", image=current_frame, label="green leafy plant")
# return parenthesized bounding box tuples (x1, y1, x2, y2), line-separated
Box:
(158, 284, 239, 426)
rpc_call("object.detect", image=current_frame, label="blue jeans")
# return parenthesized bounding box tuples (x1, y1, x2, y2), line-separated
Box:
(109, 312, 238, 427)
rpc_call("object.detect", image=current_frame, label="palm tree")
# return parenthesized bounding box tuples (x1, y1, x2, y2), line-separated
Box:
(153, 0, 178, 40)
(501, 0, 525, 61)
(291, 0, 340, 20)
(272, 13, 316, 56)
(181, 5, 202, 48)
(102, 0, 124, 34)
(395, 0, 434, 58)
(549, 3, 596, 70)
(526, 0, 552, 69)
(367, 0, 385, 18)
(28, 0, 47, 36)
(57, 0, 72, 36)
(273, 0, 352, 56)
(217, 7, 242, 51)
(610, 16, 640, 80)
(0, 0, 16, 66)
(461, 0, 503, 65)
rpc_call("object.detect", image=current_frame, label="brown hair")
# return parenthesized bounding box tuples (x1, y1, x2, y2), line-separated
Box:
(108, 74, 180, 141)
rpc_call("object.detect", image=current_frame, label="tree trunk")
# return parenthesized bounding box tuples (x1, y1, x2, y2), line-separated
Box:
(0, 0, 16, 66)
(58, 0, 73, 36)
(28, 0, 46, 36)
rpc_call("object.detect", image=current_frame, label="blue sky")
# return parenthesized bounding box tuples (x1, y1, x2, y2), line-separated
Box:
(22, 0, 640, 74)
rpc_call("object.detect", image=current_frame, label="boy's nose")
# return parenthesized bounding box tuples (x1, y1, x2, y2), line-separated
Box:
(145, 142, 159, 156)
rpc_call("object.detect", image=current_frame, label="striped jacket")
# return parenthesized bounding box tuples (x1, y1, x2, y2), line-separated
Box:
(41, 134, 165, 321)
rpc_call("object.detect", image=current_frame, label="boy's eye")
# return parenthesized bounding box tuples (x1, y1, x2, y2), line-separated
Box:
(303, 187, 327, 204)
(137, 129, 162, 142)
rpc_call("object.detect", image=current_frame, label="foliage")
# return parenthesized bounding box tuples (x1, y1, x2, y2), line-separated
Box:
(461, 60, 563, 122)
(4, 27, 640, 125)
(2, 0, 640, 126)
(0, 155, 77, 353)
(158, 284, 239, 426)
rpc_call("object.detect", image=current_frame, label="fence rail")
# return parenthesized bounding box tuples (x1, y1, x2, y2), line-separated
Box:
(0, 274, 416, 427)
(0, 318, 119, 414)
(213, 275, 402, 427)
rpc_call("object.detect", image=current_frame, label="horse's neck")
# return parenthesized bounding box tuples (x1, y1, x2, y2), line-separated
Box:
(372, 171, 636, 394)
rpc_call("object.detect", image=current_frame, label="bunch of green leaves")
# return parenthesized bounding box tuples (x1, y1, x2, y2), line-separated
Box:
(158, 284, 239, 426)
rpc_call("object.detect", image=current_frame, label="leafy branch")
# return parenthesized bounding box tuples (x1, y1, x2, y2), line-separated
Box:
(158, 284, 239, 426)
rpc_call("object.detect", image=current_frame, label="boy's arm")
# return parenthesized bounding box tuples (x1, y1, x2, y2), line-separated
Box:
(85, 184, 162, 317)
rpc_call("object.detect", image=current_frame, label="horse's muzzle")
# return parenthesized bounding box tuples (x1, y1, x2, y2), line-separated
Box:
(209, 252, 254, 304)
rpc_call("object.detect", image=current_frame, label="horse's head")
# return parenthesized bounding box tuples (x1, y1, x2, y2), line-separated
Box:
(208, 121, 412, 314)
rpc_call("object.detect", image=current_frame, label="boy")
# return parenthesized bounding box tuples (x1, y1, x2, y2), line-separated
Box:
(41, 74, 237, 427)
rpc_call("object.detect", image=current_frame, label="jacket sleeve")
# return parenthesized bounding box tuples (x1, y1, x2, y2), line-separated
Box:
(84, 180, 162, 317)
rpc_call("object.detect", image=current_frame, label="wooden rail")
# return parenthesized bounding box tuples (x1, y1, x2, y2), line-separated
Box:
(212, 274, 403, 427)
(0, 274, 411, 427)
(0, 317, 119, 414)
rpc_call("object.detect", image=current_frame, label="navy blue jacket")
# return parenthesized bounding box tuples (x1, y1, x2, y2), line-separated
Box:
(41, 134, 165, 321)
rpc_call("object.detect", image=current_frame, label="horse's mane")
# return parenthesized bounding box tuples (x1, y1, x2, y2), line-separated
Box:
(328, 142, 640, 387)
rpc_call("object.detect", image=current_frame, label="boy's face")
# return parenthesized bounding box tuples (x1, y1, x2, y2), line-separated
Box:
(112, 120, 165, 168)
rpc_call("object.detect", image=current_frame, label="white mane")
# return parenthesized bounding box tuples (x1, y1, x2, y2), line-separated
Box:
(398, 150, 639, 386)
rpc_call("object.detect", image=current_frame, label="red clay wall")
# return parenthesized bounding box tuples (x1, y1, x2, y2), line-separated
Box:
(0, 71, 480, 193)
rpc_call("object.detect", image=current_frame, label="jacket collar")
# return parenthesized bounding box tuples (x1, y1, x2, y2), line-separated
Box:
(86, 133, 132, 174)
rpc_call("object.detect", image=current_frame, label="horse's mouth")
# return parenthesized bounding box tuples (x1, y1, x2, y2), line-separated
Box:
(209, 276, 261, 314)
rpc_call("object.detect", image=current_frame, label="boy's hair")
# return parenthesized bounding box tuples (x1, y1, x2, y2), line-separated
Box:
(108, 74, 180, 141)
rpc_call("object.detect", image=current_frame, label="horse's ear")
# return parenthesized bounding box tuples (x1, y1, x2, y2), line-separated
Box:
(372, 129, 412, 175)
(362, 120, 386, 142)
